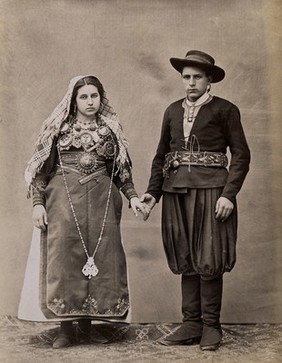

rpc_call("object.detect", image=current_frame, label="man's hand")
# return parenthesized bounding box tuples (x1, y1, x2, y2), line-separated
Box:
(32, 204, 48, 231)
(130, 197, 149, 220)
(139, 193, 157, 221)
(215, 196, 234, 222)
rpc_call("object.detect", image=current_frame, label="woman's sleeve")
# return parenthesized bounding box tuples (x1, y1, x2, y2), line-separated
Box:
(32, 171, 48, 207)
(109, 157, 138, 200)
(31, 138, 58, 207)
(119, 180, 139, 200)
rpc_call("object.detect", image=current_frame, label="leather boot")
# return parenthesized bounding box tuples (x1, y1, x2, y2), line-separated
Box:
(77, 319, 108, 344)
(200, 275, 223, 351)
(164, 274, 202, 345)
(53, 321, 74, 349)
(78, 319, 92, 343)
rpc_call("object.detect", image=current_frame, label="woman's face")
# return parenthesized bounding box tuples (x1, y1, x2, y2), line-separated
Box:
(75, 84, 101, 119)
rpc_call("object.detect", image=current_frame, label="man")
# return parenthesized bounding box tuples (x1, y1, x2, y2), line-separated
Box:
(141, 50, 250, 351)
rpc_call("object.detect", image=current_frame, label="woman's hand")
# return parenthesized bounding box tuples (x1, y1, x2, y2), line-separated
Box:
(215, 196, 234, 222)
(32, 204, 48, 231)
(130, 197, 149, 220)
(139, 193, 157, 221)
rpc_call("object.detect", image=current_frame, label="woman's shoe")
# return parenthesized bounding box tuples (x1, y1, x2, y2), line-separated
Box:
(53, 321, 74, 348)
(52, 331, 73, 349)
(77, 319, 92, 343)
(77, 323, 109, 344)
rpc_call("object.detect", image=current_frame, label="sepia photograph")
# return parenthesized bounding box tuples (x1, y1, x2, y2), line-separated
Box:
(0, 0, 281, 362)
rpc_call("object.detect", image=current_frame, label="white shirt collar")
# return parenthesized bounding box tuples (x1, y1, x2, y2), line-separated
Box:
(186, 92, 211, 107)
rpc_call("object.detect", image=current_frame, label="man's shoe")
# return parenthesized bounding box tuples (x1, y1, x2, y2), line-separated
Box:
(200, 325, 222, 351)
(52, 332, 73, 349)
(162, 321, 203, 346)
(159, 336, 200, 346)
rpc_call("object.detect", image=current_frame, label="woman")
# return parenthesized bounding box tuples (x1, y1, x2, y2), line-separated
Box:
(19, 75, 147, 348)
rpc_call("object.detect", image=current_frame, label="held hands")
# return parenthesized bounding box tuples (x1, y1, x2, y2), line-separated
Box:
(130, 194, 156, 221)
(215, 196, 234, 222)
(130, 197, 150, 220)
(32, 204, 48, 231)
(139, 193, 157, 221)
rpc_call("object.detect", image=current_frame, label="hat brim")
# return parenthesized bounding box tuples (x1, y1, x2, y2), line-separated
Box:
(170, 58, 225, 83)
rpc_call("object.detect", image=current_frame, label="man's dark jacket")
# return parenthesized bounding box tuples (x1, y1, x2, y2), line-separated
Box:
(146, 96, 251, 203)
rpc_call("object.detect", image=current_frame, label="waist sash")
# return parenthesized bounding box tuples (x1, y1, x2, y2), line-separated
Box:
(58, 150, 106, 175)
(163, 151, 228, 176)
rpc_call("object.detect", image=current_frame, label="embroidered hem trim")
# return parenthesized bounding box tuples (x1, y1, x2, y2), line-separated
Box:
(48, 295, 129, 317)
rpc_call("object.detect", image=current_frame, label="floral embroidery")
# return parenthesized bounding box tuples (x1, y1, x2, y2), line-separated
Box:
(48, 295, 129, 317)
(119, 168, 130, 183)
(32, 178, 48, 192)
(116, 298, 129, 314)
(49, 298, 66, 314)
(81, 295, 99, 314)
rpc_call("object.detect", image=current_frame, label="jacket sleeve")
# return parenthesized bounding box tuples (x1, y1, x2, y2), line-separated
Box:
(221, 105, 251, 202)
(146, 107, 172, 202)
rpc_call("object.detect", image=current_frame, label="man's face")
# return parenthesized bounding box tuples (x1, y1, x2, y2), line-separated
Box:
(181, 66, 211, 102)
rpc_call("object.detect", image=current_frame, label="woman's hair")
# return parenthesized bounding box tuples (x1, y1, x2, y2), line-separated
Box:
(69, 76, 105, 116)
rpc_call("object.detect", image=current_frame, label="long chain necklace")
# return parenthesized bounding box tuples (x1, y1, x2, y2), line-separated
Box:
(57, 143, 117, 279)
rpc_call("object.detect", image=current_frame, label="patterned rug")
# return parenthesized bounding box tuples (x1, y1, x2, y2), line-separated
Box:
(0, 316, 282, 363)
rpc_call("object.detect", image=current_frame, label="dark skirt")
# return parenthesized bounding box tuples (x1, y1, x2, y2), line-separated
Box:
(162, 188, 237, 279)
(40, 169, 129, 320)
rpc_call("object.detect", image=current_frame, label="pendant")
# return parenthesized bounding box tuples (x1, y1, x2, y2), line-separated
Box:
(103, 141, 116, 158)
(80, 132, 93, 144)
(82, 257, 99, 279)
(97, 126, 111, 137)
(59, 133, 72, 148)
(77, 152, 98, 173)
(61, 122, 70, 133)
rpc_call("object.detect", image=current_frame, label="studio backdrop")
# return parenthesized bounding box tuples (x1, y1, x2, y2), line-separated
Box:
(0, 0, 281, 323)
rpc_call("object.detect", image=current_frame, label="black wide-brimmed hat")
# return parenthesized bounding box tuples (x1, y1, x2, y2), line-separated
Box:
(170, 50, 225, 83)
